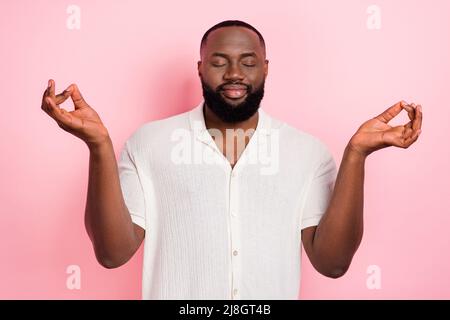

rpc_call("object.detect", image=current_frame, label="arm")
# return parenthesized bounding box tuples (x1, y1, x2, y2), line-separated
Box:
(302, 144, 365, 278)
(302, 100, 423, 278)
(41, 79, 144, 269)
(86, 139, 145, 269)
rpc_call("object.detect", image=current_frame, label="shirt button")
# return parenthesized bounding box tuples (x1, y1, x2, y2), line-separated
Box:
(233, 250, 238, 256)
(233, 288, 238, 296)
(231, 171, 236, 178)
(231, 211, 237, 217)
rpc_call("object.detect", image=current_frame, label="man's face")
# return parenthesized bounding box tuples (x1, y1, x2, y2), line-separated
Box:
(198, 26, 269, 123)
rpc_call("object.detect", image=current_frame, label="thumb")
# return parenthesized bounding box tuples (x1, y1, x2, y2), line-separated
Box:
(67, 83, 89, 109)
(374, 101, 405, 124)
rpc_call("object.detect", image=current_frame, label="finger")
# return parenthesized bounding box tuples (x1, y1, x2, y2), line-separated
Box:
(390, 125, 421, 149)
(404, 121, 412, 132)
(402, 103, 415, 122)
(412, 104, 423, 132)
(45, 96, 72, 126)
(45, 80, 51, 97)
(404, 128, 421, 147)
(402, 126, 414, 140)
(375, 101, 405, 124)
(41, 81, 52, 110)
(48, 79, 56, 99)
(67, 84, 88, 109)
(55, 86, 73, 105)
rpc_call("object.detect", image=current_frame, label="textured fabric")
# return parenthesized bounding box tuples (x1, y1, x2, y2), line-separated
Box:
(117, 100, 337, 300)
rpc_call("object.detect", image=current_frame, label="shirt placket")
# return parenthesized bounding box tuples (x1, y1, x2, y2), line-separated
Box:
(228, 168, 242, 300)
(201, 135, 243, 299)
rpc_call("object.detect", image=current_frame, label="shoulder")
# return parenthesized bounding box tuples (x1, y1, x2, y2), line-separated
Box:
(124, 108, 192, 150)
(265, 110, 332, 158)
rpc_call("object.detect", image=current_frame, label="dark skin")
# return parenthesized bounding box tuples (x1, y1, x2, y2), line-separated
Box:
(198, 27, 268, 168)
(41, 81, 145, 268)
(41, 27, 423, 275)
(198, 26, 423, 278)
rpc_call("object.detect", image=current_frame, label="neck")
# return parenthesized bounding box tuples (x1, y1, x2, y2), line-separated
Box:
(203, 103, 259, 134)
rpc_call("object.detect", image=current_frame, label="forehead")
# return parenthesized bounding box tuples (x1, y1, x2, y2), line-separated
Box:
(202, 26, 264, 57)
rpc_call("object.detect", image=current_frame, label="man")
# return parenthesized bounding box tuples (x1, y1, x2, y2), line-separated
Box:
(41, 20, 422, 299)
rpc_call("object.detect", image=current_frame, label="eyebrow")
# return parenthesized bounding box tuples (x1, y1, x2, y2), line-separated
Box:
(211, 52, 258, 59)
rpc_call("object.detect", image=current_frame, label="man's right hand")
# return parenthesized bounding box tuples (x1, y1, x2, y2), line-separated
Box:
(41, 79, 110, 149)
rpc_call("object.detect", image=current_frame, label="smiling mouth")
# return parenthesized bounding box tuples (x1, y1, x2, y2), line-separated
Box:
(221, 89, 248, 99)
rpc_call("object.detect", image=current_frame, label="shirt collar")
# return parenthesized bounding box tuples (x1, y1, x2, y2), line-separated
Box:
(188, 100, 272, 145)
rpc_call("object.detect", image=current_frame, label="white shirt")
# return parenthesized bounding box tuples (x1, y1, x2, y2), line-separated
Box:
(118, 100, 337, 300)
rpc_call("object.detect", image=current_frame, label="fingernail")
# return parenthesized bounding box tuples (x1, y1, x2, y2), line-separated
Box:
(48, 80, 51, 88)
(418, 130, 422, 135)
(418, 105, 422, 112)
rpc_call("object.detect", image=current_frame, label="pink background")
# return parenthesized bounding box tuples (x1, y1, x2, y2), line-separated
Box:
(0, 0, 449, 299)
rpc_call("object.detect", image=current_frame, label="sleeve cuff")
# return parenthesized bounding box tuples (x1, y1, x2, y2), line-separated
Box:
(130, 213, 146, 230)
(301, 215, 323, 230)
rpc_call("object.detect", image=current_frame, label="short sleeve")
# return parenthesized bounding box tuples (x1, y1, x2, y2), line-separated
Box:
(300, 144, 337, 230)
(118, 140, 146, 230)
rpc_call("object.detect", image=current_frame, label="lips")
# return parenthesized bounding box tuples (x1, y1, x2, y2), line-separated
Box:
(221, 84, 248, 99)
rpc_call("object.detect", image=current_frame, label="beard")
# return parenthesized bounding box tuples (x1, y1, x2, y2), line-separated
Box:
(200, 77, 265, 123)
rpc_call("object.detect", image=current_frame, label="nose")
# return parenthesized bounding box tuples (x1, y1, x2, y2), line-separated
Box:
(223, 62, 245, 82)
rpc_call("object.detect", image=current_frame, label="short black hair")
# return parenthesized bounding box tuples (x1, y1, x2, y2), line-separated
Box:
(200, 20, 266, 55)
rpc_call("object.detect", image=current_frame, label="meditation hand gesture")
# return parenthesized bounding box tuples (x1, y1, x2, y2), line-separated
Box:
(41, 79, 110, 148)
(348, 101, 423, 157)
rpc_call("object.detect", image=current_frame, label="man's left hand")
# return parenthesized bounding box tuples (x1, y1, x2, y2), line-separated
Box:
(348, 101, 423, 157)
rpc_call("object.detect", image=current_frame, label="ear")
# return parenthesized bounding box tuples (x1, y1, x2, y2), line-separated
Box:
(197, 60, 202, 77)
(264, 59, 269, 78)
